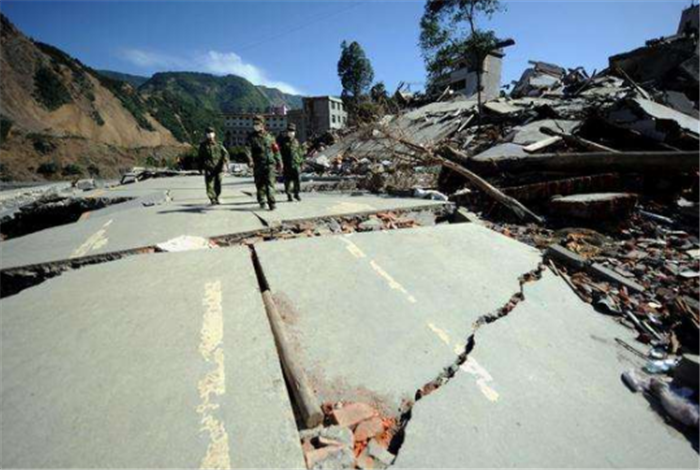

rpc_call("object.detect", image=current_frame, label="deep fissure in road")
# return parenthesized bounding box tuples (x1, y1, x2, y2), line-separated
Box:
(1, 196, 132, 240)
(387, 263, 546, 461)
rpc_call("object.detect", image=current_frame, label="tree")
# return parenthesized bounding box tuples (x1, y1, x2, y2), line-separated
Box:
(419, 0, 504, 114)
(337, 41, 375, 106)
(370, 82, 388, 103)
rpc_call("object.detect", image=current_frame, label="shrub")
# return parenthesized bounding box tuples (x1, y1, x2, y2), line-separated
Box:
(37, 162, 59, 176)
(1, 117, 13, 142)
(61, 163, 84, 176)
(87, 164, 101, 176)
(34, 66, 72, 111)
(29, 133, 57, 154)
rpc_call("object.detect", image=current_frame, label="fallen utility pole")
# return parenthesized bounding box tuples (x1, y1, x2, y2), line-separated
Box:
(469, 150, 700, 175)
(251, 247, 323, 429)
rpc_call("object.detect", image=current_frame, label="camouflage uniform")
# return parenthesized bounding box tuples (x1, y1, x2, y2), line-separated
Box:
(198, 128, 229, 204)
(246, 118, 281, 209)
(277, 126, 304, 201)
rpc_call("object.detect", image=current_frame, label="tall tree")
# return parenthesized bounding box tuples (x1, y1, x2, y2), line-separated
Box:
(419, 0, 504, 114)
(337, 40, 375, 105)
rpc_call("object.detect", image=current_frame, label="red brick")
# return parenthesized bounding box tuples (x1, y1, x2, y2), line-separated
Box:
(331, 402, 377, 427)
(353, 416, 385, 442)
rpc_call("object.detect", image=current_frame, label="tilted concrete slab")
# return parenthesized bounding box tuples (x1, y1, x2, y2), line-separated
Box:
(255, 223, 541, 413)
(0, 249, 305, 469)
(394, 270, 698, 468)
(256, 192, 448, 225)
(0, 198, 265, 269)
(0, 176, 447, 270)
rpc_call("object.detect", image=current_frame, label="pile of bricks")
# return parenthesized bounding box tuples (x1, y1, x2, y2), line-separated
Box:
(301, 402, 396, 469)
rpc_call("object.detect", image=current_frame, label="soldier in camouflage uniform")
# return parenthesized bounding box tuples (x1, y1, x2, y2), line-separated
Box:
(246, 115, 281, 210)
(276, 123, 304, 202)
(198, 126, 229, 205)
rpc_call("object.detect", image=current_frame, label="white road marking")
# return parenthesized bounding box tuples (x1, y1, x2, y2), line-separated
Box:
(71, 219, 112, 258)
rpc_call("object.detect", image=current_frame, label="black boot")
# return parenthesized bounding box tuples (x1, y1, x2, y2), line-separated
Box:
(287, 194, 293, 202)
(294, 194, 301, 202)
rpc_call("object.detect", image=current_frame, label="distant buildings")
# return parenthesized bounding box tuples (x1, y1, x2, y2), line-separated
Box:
(223, 106, 288, 147)
(222, 97, 348, 146)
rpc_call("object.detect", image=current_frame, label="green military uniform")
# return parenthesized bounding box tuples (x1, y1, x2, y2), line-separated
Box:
(246, 116, 281, 210)
(198, 127, 229, 205)
(277, 124, 304, 201)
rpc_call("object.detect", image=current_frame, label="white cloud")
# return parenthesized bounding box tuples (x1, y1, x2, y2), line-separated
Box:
(119, 48, 301, 95)
(120, 49, 186, 69)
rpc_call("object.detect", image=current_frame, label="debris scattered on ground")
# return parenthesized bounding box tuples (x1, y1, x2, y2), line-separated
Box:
(301, 402, 396, 469)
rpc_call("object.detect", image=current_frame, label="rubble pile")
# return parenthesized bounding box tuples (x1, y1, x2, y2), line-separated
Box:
(301, 402, 396, 469)
(299, 12, 699, 435)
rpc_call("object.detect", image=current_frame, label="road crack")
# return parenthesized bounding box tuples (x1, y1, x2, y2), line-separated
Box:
(387, 263, 546, 459)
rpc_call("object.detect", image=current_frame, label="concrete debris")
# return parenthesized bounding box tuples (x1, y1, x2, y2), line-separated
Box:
(549, 192, 639, 220)
(155, 235, 215, 252)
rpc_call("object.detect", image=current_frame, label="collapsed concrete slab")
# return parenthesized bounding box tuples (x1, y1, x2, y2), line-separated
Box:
(255, 223, 541, 414)
(0, 249, 305, 469)
(394, 270, 698, 468)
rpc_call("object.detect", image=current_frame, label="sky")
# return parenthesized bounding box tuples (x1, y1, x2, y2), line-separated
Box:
(1, 0, 694, 96)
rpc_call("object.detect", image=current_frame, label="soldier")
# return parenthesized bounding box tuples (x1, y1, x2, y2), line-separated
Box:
(246, 116, 281, 210)
(277, 123, 304, 202)
(198, 126, 229, 205)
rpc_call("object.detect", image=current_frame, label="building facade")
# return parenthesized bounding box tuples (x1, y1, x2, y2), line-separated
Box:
(432, 51, 504, 101)
(302, 96, 348, 141)
(223, 107, 288, 147)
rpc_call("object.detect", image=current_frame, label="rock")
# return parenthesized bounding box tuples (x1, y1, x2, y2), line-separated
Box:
(332, 403, 378, 427)
(353, 416, 385, 442)
(75, 179, 96, 190)
(120, 173, 138, 185)
(367, 438, 395, 466)
(300, 425, 354, 448)
(550, 193, 638, 220)
(358, 218, 383, 232)
(305, 445, 355, 469)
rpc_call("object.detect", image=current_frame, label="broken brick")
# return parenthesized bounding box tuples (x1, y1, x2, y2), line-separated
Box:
(331, 402, 378, 427)
(353, 416, 385, 442)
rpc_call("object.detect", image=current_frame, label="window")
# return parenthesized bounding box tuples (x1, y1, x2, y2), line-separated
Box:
(332, 115, 336, 124)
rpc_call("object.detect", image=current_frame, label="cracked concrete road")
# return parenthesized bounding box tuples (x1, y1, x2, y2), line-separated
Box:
(0, 249, 305, 468)
(394, 270, 699, 468)
(0, 175, 446, 270)
(255, 223, 542, 413)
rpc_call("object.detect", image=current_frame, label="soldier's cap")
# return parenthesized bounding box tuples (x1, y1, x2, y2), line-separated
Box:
(205, 126, 215, 133)
(287, 123, 297, 131)
(252, 115, 265, 125)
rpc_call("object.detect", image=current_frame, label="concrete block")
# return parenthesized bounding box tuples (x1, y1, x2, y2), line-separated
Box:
(452, 207, 482, 224)
(588, 263, 645, 293)
(545, 244, 589, 270)
(550, 193, 638, 220)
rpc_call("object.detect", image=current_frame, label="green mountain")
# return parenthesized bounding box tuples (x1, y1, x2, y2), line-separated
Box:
(96, 70, 149, 88)
(137, 72, 304, 143)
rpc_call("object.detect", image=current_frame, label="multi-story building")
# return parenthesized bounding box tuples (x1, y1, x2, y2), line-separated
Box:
(301, 96, 348, 141)
(432, 52, 504, 101)
(222, 97, 348, 145)
(222, 106, 288, 147)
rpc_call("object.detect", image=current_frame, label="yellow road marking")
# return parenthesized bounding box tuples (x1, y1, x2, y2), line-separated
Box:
(427, 322, 451, 345)
(198, 280, 231, 470)
(369, 260, 417, 303)
(71, 219, 112, 258)
(339, 237, 366, 259)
